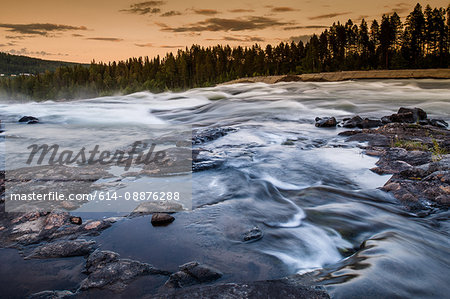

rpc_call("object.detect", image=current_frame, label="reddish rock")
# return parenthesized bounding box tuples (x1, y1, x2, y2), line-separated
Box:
(151, 213, 175, 226)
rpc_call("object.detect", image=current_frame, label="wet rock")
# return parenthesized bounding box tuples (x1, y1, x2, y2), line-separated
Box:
(164, 261, 222, 289)
(342, 116, 382, 129)
(18, 116, 39, 124)
(25, 239, 96, 259)
(151, 213, 175, 226)
(340, 120, 449, 210)
(385, 111, 415, 123)
(315, 117, 337, 128)
(429, 119, 449, 128)
(69, 216, 82, 225)
(282, 139, 295, 145)
(28, 290, 75, 299)
(2, 210, 113, 248)
(398, 107, 427, 121)
(381, 115, 392, 124)
(81, 249, 170, 292)
(243, 226, 263, 242)
(153, 280, 329, 299)
(192, 127, 236, 145)
(382, 107, 427, 124)
(342, 116, 363, 128)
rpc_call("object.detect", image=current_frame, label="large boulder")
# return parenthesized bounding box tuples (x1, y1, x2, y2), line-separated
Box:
(25, 239, 96, 259)
(398, 107, 427, 121)
(382, 107, 427, 124)
(80, 250, 170, 292)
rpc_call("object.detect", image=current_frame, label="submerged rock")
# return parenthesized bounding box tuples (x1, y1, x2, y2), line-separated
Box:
(154, 280, 329, 299)
(80, 249, 170, 292)
(315, 117, 337, 128)
(28, 290, 75, 299)
(243, 226, 263, 242)
(25, 239, 96, 259)
(151, 213, 175, 226)
(164, 261, 222, 289)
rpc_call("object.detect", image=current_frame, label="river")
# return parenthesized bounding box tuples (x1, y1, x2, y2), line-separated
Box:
(0, 79, 449, 298)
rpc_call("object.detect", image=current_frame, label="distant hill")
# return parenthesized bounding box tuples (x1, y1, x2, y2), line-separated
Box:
(0, 52, 87, 75)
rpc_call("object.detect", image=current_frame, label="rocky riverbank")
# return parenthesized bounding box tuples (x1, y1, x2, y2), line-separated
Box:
(222, 68, 450, 84)
(315, 107, 449, 210)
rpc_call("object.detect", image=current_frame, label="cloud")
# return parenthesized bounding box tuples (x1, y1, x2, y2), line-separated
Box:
(6, 47, 67, 56)
(120, 1, 165, 15)
(5, 35, 25, 40)
(135, 43, 153, 47)
(0, 42, 16, 47)
(159, 45, 184, 48)
(308, 12, 350, 20)
(0, 23, 87, 36)
(289, 35, 313, 43)
(229, 9, 255, 13)
(159, 16, 291, 32)
(283, 25, 328, 30)
(385, 2, 411, 15)
(160, 10, 182, 17)
(193, 9, 219, 15)
(271, 7, 297, 12)
(206, 35, 265, 42)
(86, 37, 124, 42)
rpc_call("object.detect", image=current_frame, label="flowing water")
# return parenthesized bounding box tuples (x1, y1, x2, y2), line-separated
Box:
(0, 79, 449, 298)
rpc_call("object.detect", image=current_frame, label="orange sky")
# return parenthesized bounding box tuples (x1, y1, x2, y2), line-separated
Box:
(1, 0, 448, 63)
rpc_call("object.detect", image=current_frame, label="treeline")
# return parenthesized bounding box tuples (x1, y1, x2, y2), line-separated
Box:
(0, 52, 84, 76)
(0, 3, 448, 101)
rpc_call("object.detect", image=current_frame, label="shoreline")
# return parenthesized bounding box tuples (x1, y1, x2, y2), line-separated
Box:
(222, 68, 450, 84)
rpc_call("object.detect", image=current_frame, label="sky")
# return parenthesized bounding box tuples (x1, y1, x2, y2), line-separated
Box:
(0, 0, 448, 63)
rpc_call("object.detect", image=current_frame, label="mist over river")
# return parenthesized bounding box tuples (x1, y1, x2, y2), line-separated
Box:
(0, 79, 449, 298)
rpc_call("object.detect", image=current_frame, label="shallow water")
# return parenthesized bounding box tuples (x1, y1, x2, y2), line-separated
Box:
(0, 79, 449, 298)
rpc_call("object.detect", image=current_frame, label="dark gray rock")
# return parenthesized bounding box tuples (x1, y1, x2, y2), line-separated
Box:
(429, 119, 449, 128)
(342, 116, 363, 128)
(18, 116, 39, 124)
(382, 107, 427, 124)
(340, 120, 449, 210)
(398, 107, 427, 121)
(164, 261, 222, 289)
(315, 117, 337, 128)
(243, 226, 263, 242)
(192, 127, 236, 145)
(151, 213, 175, 226)
(357, 118, 383, 129)
(26, 239, 96, 259)
(152, 280, 329, 299)
(80, 249, 170, 292)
